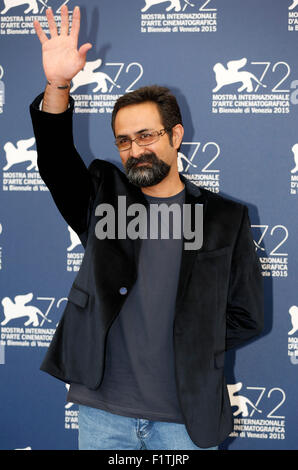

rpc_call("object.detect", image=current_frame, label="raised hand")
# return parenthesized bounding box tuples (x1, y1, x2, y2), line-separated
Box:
(34, 4, 92, 86)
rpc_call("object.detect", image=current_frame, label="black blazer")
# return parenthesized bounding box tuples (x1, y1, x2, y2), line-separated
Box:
(30, 94, 264, 448)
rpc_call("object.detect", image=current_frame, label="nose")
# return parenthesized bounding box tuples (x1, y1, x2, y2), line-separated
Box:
(129, 140, 145, 158)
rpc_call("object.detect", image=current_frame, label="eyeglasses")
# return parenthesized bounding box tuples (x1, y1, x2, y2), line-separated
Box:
(115, 128, 169, 151)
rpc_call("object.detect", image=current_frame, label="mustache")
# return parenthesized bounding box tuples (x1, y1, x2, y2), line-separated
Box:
(124, 152, 171, 187)
(125, 152, 160, 171)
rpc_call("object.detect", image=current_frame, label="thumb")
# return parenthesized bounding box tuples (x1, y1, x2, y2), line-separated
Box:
(78, 43, 92, 61)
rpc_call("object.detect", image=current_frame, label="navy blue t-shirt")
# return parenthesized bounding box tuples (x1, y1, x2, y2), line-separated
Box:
(67, 187, 186, 423)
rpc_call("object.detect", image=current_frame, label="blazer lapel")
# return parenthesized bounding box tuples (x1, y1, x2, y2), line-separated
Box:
(175, 175, 208, 309)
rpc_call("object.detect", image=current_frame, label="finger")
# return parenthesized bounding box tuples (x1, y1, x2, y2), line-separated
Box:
(46, 7, 58, 37)
(60, 4, 69, 35)
(70, 5, 80, 44)
(33, 20, 48, 44)
(78, 43, 93, 62)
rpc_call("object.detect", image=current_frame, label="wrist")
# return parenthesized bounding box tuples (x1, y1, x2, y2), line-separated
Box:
(46, 79, 71, 89)
(42, 82, 70, 114)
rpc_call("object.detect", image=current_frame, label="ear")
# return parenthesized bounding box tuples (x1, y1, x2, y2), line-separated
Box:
(171, 124, 184, 150)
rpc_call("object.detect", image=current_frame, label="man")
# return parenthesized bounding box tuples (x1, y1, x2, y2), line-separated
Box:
(30, 5, 264, 450)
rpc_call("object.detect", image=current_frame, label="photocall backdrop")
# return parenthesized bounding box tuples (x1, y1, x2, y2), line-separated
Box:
(0, 0, 297, 450)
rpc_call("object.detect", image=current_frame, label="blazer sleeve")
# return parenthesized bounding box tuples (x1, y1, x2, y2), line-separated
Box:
(29, 93, 98, 237)
(225, 205, 264, 350)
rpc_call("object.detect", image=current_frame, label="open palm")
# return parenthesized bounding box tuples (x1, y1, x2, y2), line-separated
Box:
(34, 5, 92, 84)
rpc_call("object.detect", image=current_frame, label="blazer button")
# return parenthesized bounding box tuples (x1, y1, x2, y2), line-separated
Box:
(119, 287, 127, 295)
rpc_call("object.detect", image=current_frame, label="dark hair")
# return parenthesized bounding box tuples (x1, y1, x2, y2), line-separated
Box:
(111, 85, 183, 146)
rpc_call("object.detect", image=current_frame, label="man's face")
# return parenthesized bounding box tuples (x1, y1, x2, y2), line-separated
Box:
(114, 101, 183, 187)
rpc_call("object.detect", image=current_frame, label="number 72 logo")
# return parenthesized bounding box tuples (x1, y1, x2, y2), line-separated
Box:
(251, 225, 288, 256)
(179, 142, 220, 172)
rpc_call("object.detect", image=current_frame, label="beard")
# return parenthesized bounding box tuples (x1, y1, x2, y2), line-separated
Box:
(124, 152, 171, 187)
